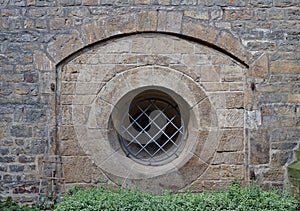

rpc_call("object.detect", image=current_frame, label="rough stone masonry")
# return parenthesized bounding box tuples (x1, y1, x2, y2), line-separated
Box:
(0, 0, 299, 203)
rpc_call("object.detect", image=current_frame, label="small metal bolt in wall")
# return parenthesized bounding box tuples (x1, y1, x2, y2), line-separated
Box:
(50, 83, 55, 91)
(250, 82, 255, 91)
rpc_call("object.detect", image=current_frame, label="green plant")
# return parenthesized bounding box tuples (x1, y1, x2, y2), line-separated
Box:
(54, 182, 299, 211)
(0, 197, 37, 211)
(33, 191, 60, 210)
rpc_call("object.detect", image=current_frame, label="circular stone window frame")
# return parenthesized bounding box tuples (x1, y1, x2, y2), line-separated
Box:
(117, 89, 186, 166)
(72, 65, 219, 181)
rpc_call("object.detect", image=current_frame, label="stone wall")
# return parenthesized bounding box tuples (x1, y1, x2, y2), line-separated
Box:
(0, 0, 299, 203)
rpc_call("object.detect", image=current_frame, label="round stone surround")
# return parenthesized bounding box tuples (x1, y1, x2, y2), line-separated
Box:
(59, 33, 245, 192)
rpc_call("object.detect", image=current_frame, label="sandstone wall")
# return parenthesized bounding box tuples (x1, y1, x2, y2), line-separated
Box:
(0, 0, 299, 202)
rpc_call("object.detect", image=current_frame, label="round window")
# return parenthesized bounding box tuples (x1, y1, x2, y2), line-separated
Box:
(116, 89, 185, 165)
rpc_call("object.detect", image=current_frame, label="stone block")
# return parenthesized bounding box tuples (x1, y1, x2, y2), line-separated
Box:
(249, 129, 270, 165)
(250, 0, 272, 7)
(73, 95, 96, 105)
(61, 105, 72, 125)
(9, 165, 25, 172)
(60, 126, 77, 140)
(75, 83, 101, 95)
(90, 65, 116, 82)
(220, 65, 244, 82)
(271, 142, 297, 151)
(288, 94, 300, 103)
(1, 74, 24, 83)
(201, 180, 232, 192)
(247, 41, 276, 51)
(178, 155, 208, 184)
(193, 98, 215, 129)
(60, 140, 86, 156)
(136, 55, 172, 66)
(194, 130, 209, 157)
(132, 37, 153, 54)
(245, 110, 261, 129)
(137, 11, 157, 32)
(220, 165, 245, 179)
(216, 31, 249, 64)
(224, 9, 254, 20)
(62, 156, 92, 183)
(72, 105, 91, 125)
(0, 148, 9, 156)
(157, 10, 183, 33)
(202, 82, 230, 92)
(212, 152, 244, 165)
(225, 92, 244, 109)
(173, 38, 195, 54)
(201, 165, 221, 180)
(82, 0, 98, 5)
(218, 109, 244, 128)
(182, 18, 218, 44)
(0, 164, 8, 172)
(194, 66, 221, 82)
(60, 95, 74, 105)
(105, 14, 137, 36)
(50, 18, 69, 30)
(40, 72, 55, 94)
(152, 36, 174, 54)
(212, 55, 235, 65)
(81, 19, 106, 45)
(104, 39, 131, 54)
(25, 139, 48, 155)
(271, 150, 293, 167)
(62, 64, 79, 81)
(261, 167, 284, 181)
(25, 108, 46, 123)
(270, 62, 300, 74)
(47, 30, 84, 63)
(249, 53, 269, 78)
(184, 10, 209, 20)
(182, 54, 210, 66)
(18, 155, 35, 163)
(10, 125, 32, 138)
(218, 129, 244, 152)
(0, 156, 15, 163)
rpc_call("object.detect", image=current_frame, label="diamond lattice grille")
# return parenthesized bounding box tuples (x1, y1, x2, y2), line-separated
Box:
(120, 98, 184, 165)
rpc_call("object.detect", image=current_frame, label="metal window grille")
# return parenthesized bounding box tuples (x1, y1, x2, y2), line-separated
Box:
(120, 98, 184, 165)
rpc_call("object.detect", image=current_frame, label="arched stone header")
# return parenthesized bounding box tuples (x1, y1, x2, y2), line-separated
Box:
(45, 10, 250, 67)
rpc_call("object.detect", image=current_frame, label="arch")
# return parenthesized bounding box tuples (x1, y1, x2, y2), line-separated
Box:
(47, 13, 250, 192)
(46, 10, 250, 68)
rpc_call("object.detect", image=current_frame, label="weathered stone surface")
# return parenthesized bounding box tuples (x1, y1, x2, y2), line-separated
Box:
(62, 156, 92, 183)
(178, 155, 208, 184)
(213, 152, 245, 165)
(182, 17, 218, 44)
(184, 10, 209, 20)
(2, 1, 300, 203)
(218, 109, 244, 128)
(218, 129, 244, 152)
(249, 129, 270, 165)
(10, 125, 32, 138)
(137, 11, 157, 31)
(270, 62, 300, 74)
(216, 31, 250, 63)
(157, 10, 182, 33)
(288, 94, 300, 103)
(47, 30, 84, 62)
(221, 165, 245, 179)
(224, 9, 254, 20)
(60, 140, 86, 156)
(249, 53, 269, 78)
